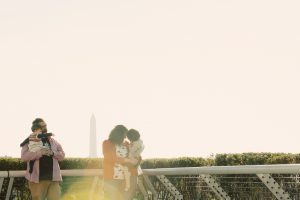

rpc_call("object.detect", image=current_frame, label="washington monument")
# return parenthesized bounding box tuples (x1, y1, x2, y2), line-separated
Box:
(89, 114, 97, 157)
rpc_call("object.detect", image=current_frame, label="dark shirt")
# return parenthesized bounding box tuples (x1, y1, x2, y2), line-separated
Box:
(39, 139, 53, 181)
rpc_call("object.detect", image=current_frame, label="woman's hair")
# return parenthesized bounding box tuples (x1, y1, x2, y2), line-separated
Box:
(127, 129, 140, 142)
(109, 125, 128, 145)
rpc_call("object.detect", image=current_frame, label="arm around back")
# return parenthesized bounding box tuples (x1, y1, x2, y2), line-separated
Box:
(21, 144, 42, 162)
(102, 140, 126, 164)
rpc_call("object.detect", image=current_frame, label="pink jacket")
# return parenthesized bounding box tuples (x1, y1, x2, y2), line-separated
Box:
(21, 137, 65, 183)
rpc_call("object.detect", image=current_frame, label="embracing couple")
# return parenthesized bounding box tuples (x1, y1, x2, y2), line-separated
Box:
(102, 125, 144, 200)
(21, 119, 143, 200)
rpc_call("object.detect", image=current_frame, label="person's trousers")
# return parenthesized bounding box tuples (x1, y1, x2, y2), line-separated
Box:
(28, 180, 61, 200)
(103, 176, 137, 200)
(124, 176, 137, 200)
(103, 179, 124, 200)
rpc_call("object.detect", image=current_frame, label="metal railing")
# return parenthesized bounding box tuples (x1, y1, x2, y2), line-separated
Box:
(1, 164, 300, 200)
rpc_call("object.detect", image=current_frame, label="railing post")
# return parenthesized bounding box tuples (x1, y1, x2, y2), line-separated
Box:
(0, 178, 4, 193)
(143, 175, 158, 200)
(137, 176, 149, 200)
(5, 177, 14, 200)
(89, 176, 99, 200)
(0, 171, 8, 195)
(257, 173, 291, 200)
(200, 174, 231, 200)
(156, 175, 183, 200)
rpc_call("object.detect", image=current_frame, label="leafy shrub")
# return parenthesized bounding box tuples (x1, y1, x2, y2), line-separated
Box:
(1, 153, 299, 171)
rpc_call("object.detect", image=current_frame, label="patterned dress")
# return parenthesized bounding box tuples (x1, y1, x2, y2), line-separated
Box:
(113, 144, 128, 179)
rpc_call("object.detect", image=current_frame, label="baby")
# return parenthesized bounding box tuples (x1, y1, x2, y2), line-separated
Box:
(27, 124, 54, 174)
(123, 129, 144, 191)
(28, 123, 53, 152)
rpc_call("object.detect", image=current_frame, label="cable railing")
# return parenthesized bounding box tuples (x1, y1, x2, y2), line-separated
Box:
(1, 164, 300, 200)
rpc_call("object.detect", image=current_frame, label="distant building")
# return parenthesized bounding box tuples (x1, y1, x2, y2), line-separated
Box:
(89, 114, 97, 157)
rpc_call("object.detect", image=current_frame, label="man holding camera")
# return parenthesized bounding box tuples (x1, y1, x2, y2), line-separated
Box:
(21, 118, 65, 200)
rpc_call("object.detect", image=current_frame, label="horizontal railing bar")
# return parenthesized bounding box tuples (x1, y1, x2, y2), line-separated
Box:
(142, 164, 300, 175)
(0, 169, 104, 178)
(1, 164, 300, 178)
(0, 171, 8, 177)
(61, 169, 102, 176)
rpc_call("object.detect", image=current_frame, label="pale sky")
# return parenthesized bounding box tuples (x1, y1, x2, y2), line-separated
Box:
(0, 1, 299, 159)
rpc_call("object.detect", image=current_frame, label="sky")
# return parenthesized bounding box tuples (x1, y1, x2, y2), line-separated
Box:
(0, 0, 299, 159)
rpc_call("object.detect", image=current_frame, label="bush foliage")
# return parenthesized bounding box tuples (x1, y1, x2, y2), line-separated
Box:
(1, 153, 300, 171)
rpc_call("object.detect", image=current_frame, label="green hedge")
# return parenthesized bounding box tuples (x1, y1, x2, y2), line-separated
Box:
(0, 158, 102, 171)
(1, 153, 300, 171)
(214, 153, 300, 165)
(59, 158, 102, 169)
(141, 157, 210, 168)
(0, 157, 27, 170)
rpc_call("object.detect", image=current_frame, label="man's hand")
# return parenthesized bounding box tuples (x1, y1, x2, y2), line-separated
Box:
(40, 148, 54, 156)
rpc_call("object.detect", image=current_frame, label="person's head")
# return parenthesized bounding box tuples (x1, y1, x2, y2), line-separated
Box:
(31, 123, 42, 133)
(126, 129, 140, 142)
(32, 118, 47, 133)
(108, 125, 128, 145)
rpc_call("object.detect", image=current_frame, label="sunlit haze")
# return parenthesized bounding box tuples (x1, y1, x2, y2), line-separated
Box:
(1, 1, 300, 159)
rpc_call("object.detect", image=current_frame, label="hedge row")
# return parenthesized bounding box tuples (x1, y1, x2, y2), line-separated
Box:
(0, 158, 102, 171)
(214, 153, 300, 165)
(1, 153, 300, 171)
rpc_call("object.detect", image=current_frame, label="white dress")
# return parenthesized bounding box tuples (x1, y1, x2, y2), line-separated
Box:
(129, 139, 144, 175)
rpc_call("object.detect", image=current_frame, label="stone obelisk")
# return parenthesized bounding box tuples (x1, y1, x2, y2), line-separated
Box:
(89, 114, 97, 157)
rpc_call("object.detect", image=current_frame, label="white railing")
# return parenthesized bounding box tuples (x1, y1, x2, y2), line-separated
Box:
(143, 164, 300, 175)
(1, 164, 300, 200)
